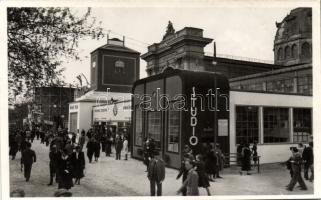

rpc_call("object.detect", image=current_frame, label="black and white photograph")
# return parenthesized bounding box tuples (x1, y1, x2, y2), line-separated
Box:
(1, 0, 320, 199)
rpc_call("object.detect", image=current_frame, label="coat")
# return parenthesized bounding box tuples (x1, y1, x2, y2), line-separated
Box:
(58, 155, 74, 190)
(148, 158, 165, 183)
(195, 160, 210, 188)
(71, 151, 85, 178)
(178, 168, 199, 196)
(302, 146, 313, 165)
(21, 149, 36, 165)
(241, 147, 252, 171)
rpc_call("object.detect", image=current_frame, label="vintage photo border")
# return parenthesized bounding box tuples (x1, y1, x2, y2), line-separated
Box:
(0, 0, 320, 199)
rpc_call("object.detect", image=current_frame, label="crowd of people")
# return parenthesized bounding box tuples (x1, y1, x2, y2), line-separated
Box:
(9, 127, 314, 196)
(9, 125, 130, 195)
(143, 138, 226, 196)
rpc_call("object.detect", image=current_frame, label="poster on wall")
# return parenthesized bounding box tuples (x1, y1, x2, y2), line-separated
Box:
(218, 119, 228, 136)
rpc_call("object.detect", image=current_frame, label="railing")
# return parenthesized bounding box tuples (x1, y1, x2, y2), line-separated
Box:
(224, 153, 261, 173)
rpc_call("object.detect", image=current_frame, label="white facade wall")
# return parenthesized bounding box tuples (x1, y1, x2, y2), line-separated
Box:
(229, 91, 312, 164)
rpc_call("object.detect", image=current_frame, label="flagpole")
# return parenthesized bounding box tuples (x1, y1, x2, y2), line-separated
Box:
(213, 41, 217, 149)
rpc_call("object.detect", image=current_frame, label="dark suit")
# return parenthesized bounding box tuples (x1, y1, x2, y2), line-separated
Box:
(21, 148, 36, 181)
(148, 158, 165, 196)
(71, 151, 85, 179)
(302, 146, 313, 179)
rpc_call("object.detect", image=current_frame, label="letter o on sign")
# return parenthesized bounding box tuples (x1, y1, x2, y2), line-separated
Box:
(189, 136, 198, 146)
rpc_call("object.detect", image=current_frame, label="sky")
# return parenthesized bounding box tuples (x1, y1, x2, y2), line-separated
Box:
(61, 7, 294, 86)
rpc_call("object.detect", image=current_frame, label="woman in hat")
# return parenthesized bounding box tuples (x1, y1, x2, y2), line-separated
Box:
(57, 149, 74, 190)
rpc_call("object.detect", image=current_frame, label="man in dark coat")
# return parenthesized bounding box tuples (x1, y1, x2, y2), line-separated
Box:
(148, 154, 165, 196)
(48, 145, 61, 186)
(115, 134, 123, 160)
(78, 131, 86, 151)
(302, 142, 313, 180)
(71, 146, 85, 185)
(86, 138, 95, 163)
(21, 142, 36, 182)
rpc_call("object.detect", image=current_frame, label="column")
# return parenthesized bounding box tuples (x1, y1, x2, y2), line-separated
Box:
(259, 107, 264, 144)
(289, 108, 293, 143)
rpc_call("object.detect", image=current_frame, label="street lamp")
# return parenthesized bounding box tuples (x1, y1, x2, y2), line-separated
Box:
(212, 41, 217, 149)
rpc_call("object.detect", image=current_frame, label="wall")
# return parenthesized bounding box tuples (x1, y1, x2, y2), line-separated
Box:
(78, 102, 96, 133)
(229, 91, 312, 164)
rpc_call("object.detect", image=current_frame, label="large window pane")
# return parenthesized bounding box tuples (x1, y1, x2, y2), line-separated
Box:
(147, 111, 161, 149)
(293, 108, 312, 143)
(235, 106, 259, 144)
(167, 110, 180, 152)
(263, 107, 289, 143)
(134, 107, 143, 146)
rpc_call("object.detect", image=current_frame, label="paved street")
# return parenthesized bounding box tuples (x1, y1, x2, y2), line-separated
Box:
(10, 139, 314, 197)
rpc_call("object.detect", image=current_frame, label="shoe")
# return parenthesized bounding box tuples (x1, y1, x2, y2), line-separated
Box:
(300, 187, 307, 190)
(286, 188, 293, 191)
(247, 173, 251, 175)
(217, 176, 223, 178)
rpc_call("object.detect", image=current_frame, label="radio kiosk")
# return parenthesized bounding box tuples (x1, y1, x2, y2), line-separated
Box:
(131, 68, 229, 169)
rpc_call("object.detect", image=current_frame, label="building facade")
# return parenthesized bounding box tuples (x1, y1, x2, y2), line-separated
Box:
(68, 37, 140, 134)
(32, 86, 75, 129)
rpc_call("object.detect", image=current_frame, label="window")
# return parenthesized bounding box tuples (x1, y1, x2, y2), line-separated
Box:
(266, 78, 294, 93)
(277, 47, 283, 60)
(134, 107, 143, 146)
(263, 107, 289, 143)
(285, 46, 291, 59)
(115, 60, 125, 73)
(291, 44, 298, 58)
(147, 111, 161, 149)
(293, 108, 312, 143)
(235, 106, 259, 144)
(301, 42, 311, 59)
(297, 75, 312, 95)
(167, 110, 180, 152)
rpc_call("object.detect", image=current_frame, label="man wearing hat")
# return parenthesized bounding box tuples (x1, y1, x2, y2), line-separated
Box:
(21, 142, 36, 182)
(147, 152, 165, 196)
(48, 144, 61, 186)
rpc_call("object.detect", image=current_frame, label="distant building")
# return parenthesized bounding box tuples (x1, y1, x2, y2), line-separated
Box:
(68, 37, 140, 134)
(32, 86, 75, 129)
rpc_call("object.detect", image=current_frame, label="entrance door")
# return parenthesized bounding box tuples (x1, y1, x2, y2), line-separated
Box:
(146, 111, 162, 158)
(69, 112, 78, 133)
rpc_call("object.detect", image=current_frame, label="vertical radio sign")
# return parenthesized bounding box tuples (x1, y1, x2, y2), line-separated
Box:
(189, 87, 198, 146)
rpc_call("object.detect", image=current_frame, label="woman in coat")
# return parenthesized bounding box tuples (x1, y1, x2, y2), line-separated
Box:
(71, 146, 85, 185)
(58, 149, 74, 190)
(240, 143, 252, 175)
(93, 138, 101, 162)
(195, 154, 211, 195)
(205, 144, 217, 181)
(86, 138, 95, 163)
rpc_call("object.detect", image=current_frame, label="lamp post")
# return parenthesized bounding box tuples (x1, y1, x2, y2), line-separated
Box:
(213, 41, 218, 149)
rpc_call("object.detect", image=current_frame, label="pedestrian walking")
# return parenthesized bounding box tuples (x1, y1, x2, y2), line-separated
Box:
(148, 154, 165, 196)
(48, 145, 61, 186)
(239, 143, 252, 175)
(143, 138, 155, 171)
(286, 147, 307, 191)
(21, 142, 36, 182)
(123, 136, 128, 160)
(93, 138, 101, 162)
(252, 141, 258, 166)
(195, 154, 211, 195)
(105, 133, 113, 156)
(115, 134, 123, 160)
(176, 155, 189, 196)
(86, 138, 95, 163)
(205, 144, 216, 181)
(78, 130, 86, 151)
(302, 142, 313, 181)
(177, 159, 199, 196)
(64, 139, 73, 156)
(214, 144, 224, 178)
(237, 141, 245, 166)
(57, 149, 74, 190)
(9, 132, 18, 160)
(71, 146, 85, 185)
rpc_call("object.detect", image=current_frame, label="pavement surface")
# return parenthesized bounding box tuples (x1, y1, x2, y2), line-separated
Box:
(9, 139, 314, 197)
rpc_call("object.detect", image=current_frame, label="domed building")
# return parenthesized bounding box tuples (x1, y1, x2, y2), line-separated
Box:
(274, 8, 312, 66)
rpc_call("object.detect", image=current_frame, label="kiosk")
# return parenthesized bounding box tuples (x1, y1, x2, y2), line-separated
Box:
(131, 68, 230, 169)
